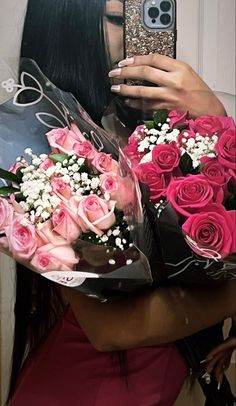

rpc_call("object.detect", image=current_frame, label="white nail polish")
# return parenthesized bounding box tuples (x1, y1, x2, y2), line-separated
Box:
(108, 68, 121, 78)
(111, 85, 121, 93)
(118, 57, 134, 67)
(217, 382, 221, 391)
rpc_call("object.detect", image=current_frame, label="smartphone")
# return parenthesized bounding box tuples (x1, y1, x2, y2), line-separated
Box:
(124, 0, 177, 85)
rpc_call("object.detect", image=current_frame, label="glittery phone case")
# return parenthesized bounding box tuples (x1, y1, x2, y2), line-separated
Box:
(124, 0, 177, 85)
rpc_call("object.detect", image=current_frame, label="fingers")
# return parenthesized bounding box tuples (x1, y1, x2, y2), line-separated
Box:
(109, 65, 170, 87)
(206, 337, 236, 360)
(118, 54, 181, 72)
(212, 352, 232, 387)
(111, 83, 176, 102)
(124, 98, 171, 112)
(205, 351, 225, 374)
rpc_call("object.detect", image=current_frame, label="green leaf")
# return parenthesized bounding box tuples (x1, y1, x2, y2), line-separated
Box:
(191, 163, 204, 175)
(15, 167, 24, 182)
(144, 120, 154, 130)
(0, 186, 20, 196)
(153, 109, 168, 126)
(179, 153, 193, 175)
(176, 124, 189, 132)
(49, 154, 69, 164)
(0, 168, 20, 184)
(224, 194, 236, 211)
(15, 193, 25, 202)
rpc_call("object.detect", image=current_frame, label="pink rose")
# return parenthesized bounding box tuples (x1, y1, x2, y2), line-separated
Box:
(201, 157, 230, 186)
(39, 158, 55, 171)
(135, 163, 172, 202)
(52, 204, 81, 242)
(189, 115, 228, 136)
(9, 160, 26, 174)
(78, 195, 116, 236)
(73, 141, 96, 160)
(36, 219, 66, 246)
(99, 172, 133, 209)
(218, 116, 236, 131)
(215, 129, 236, 171)
(182, 204, 236, 259)
(0, 237, 9, 250)
(5, 216, 38, 260)
(168, 110, 189, 128)
(130, 125, 146, 143)
(9, 195, 25, 215)
(91, 152, 118, 174)
(51, 176, 72, 200)
(31, 243, 79, 273)
(167, 175, 224, 218)
(46, 125, 85, 154)
(0, 198, 13, 234)
(152, 142, 181, 173)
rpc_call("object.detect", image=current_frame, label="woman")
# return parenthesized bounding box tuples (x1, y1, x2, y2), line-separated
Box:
(8, 0, 235, 405)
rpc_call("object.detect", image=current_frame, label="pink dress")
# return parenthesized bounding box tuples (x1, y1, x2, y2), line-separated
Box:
(10, 307, 187, 406)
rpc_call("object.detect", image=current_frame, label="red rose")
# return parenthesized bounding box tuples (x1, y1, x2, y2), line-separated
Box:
(166, 175, 224, 218)
(189, 115, 227, 136)
(182, 204, 236, 259)
(201, 157, 230, 186)
(152, 142, 181, 173)
(215, 129, 236, 171)
(123, 142, 143, 167)
(168, 110, 189, 128)
(135, 162, 171, 202)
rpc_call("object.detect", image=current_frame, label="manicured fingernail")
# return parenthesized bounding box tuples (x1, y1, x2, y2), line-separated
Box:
(118, 57, 134, 67)
(111, 85, 121, 93)
(108, 68, 122, 78)
(200, 357, 213, 364)
(202, 372, 211, 384)
(217, 382, 221, 391)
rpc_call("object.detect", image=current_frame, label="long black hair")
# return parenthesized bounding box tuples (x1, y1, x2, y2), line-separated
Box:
(9, 0, 118, 399)
(21, 0, 111, 125)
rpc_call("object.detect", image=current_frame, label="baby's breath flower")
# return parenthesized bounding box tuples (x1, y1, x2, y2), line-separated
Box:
(77, 158, 85, 166)
(161, 123, 170, 131)
(101, 235, 109, 243)
(24, 148, 33, 156)
(41, 211, 50, 220)
(46, 166, 56, 177)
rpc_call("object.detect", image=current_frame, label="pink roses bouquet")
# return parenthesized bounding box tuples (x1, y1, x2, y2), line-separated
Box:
(123, 109, 236, 282)
(0, 121, 153, 298)
(0, 58, 155, 299)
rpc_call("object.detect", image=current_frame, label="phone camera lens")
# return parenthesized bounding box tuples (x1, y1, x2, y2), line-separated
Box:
(160, 1, 171, 12)
(160, 13, 171, 25)
(148, 7, 159, 19)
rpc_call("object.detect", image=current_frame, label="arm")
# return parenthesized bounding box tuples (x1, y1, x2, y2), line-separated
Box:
(109, 54, 226, 117)
(204, 315, 236, 386)
(61, 281, 236, 352)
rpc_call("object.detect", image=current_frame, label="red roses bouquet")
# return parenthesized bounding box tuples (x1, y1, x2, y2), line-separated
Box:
(0, 59, 153, 300)
(123, 109, 236, 282)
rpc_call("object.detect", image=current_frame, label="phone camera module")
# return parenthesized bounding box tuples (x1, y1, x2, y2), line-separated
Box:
(160, 1, 171, 12)
(148, 7, 159, 19)
(160, 13, 171, 25)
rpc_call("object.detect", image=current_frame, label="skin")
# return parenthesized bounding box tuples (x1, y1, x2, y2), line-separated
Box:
(1, 0, 234, 387)
(105, 0, 226, 117)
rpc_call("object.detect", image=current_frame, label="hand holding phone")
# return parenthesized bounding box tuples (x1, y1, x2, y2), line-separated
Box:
(109, 0, 226, 118)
